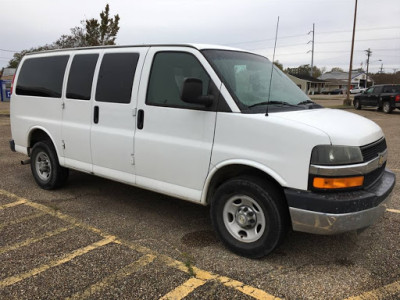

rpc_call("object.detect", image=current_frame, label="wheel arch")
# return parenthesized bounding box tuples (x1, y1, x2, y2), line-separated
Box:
(202, 160, 288, 206)
(27, 127, 60, 158)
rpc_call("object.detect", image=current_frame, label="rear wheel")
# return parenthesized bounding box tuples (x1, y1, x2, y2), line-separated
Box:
(210, 176, 288, 258)
(31, 141, 69, 189)
(382, 101, 393, 114)
(353, 99, 361, 110)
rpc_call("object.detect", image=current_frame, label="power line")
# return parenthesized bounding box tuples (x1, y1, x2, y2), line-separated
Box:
(225, 26, 400, 47)
(0, 48, 18, 53)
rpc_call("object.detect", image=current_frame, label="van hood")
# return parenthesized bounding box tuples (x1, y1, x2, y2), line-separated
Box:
(273, 108, 383, 146)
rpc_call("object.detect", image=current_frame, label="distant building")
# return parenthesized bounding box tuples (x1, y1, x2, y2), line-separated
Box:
(287, 73, 326, 95)
(0, 68, 16, 102)
(318, 70, 374, 92)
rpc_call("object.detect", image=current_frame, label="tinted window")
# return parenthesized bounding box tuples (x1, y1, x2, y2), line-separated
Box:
(383, 85, 400, 93)
(67, 54, 99, 100)
(96, 53, 139, 103)
(373, 86, 383, 94)
(146, 52, 210, 109)
(366, 87, 374, 94)
(16, 56, 69, 98)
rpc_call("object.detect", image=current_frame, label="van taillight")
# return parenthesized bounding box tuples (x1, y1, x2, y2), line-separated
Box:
(395, 95, 400, 102)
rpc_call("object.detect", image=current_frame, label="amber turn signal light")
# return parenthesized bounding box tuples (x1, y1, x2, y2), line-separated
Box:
(313, 176, 364, 189)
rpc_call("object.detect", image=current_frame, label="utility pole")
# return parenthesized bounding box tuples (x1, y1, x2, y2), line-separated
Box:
(365, 48, 372, 88)
(345, 0, 357, 106)
(308, 23, 315, 77)
(379, 60, 383, 73)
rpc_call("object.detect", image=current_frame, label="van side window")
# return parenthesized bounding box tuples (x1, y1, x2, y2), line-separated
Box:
(146, 52, 210, 109)
(96, 53, 139, 103)
(16, 56, 69, 98)
(67, 54, 99, 100)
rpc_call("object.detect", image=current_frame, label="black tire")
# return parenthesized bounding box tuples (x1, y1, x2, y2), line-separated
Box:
(30, 141, 69, 190)
(382, 101, 393, 114)
(353, 99, 361, 110)
(210, 176, 289, 258)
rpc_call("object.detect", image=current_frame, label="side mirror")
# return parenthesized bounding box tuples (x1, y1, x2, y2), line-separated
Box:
(181, 78, 213, 107)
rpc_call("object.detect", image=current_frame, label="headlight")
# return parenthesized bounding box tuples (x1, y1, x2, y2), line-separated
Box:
(311, 145, 363, 166)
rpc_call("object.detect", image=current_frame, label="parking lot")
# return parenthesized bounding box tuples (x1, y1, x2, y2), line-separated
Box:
(0, 100, 399, 299)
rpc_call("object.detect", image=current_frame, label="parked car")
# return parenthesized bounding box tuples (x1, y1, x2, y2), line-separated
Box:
(350, 87, 366, 94)
(353, 84, 400, 113)
(321, 88, 345, 95)
(9, 44, 395, 258)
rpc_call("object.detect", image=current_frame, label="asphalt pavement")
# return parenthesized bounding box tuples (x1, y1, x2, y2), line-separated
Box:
(0, 100, 399, 299)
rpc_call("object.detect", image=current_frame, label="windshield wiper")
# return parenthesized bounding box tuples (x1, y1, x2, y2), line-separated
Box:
(297, 100, 315, 105)
(248, 101, 298, 108)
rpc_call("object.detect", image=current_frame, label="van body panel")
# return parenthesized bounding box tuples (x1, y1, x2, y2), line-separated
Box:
(90, 47, 148, 183)
(134, 47, 221, 199)
(61, 50, 102, 173)
(211, 112, 331, 191)
(273, 108, 383, 146)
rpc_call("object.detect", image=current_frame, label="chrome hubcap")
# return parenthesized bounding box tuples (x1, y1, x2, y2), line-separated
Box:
(35, 152, 52, 181)
(223, 195, 266, 243)
(236, 206, 257, 229)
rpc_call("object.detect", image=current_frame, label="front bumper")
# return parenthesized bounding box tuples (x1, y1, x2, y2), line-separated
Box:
(285, 169, 395, 235)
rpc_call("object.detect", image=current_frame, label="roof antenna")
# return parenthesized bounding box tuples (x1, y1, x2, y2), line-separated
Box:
(266, 16, 280, 116)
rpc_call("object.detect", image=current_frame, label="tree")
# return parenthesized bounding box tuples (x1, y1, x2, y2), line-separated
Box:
(8, 4, 120, 67)
(54, 23, 87, 49)
(86, 4, 120, 46)
(371, 72, 400, 85)
(7, 44, 55, 68)
(330, 67, 344, 72)
(285, 64, 322, 78)
(273, 60, 283, 71)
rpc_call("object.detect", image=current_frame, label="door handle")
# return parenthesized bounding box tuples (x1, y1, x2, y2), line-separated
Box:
(137, 109, 144, 129)
(94, 106, 99, 124)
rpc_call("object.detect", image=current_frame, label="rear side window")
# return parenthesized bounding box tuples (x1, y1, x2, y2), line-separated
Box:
(96, 53, 139, 103)
(373, 86, 383, 94)
(16, 56, 69, 98)
(67, 54, 99, 100)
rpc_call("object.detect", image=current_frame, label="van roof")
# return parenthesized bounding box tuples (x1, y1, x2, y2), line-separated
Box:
(25, 43, 244, 56)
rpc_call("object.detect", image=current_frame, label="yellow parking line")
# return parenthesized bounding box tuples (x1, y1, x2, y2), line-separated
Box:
(0, 199, 26, 210)
(0, 189, 279, 299)
(217, 275, 281, 300)
(344, 280, 400, 299)
(66, 254, 156, 300)
(0, 211, 46, 230)
(159, 254, 281, 300)
(387, 208, 400, 214)
(159, 277, 207, 300)
(0, 236, 115, 288)
(0, 225, 74, 255)
(0, 189, 116, 241)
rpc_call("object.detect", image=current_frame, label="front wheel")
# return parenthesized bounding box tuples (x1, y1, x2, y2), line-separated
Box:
(353, 99, 361, 110)
(30, 141, 69, 190)
(210, 176, 288, 258)
(382, 101, 393, 114)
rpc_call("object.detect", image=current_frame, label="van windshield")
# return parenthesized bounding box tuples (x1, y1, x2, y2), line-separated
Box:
(202, 50, 318, 113)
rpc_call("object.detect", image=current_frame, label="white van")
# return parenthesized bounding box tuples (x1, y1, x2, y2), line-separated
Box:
(10, 44, 395, 258)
